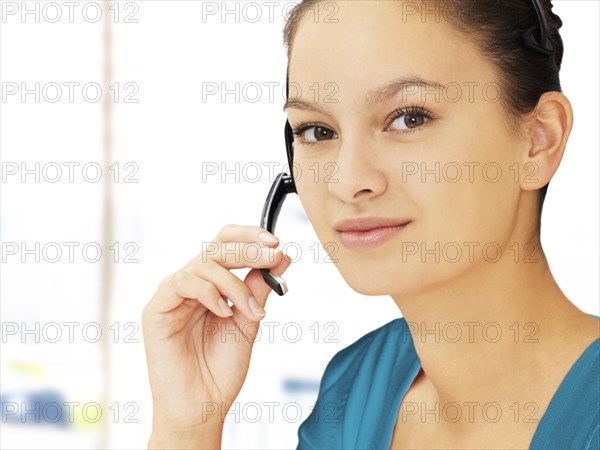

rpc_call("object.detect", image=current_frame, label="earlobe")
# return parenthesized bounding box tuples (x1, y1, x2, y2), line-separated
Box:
(520, 92, 573, 192)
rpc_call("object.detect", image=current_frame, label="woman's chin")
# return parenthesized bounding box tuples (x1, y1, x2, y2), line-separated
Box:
(340, 273, 417, 297)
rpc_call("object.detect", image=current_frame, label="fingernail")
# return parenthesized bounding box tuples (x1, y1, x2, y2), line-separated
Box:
(248, 296, 266, 317)
(218, 297, 233, 317)
(261, 247, 281, 261)
(259, 231, 279, 244)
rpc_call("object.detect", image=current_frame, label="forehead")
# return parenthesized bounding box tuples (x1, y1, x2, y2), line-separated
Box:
(288, 1, 498, 108)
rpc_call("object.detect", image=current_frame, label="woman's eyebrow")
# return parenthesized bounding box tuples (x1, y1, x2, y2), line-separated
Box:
(282, 76, 444, 113)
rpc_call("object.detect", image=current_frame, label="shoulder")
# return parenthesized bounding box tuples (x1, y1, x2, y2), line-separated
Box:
(587, 423, 600, 450)
(532, 326, 600, 449)
(565, 338, 600, 449)
(316, 317, 411, 390)
(582, 337, 600, 449)
(297, 317, 417, 449)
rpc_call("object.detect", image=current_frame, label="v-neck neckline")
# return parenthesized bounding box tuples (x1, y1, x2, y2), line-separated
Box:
(388, 317, 600, 449)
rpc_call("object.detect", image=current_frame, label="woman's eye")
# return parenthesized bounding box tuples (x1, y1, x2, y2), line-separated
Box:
(389, 109, 432, 133)
(295, 125, 338, 144)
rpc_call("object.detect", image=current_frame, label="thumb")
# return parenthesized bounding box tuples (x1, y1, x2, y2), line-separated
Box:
(245, 252, 293, 308)
(232, 253, 293, 340)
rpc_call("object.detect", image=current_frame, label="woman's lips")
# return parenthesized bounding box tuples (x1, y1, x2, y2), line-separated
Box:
(337, 223, 410, 250)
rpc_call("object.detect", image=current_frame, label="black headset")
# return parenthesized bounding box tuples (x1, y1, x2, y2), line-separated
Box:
(258, 74, 296, 296)
(522, 0, 556, 58)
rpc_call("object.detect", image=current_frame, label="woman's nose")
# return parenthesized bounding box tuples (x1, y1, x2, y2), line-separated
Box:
(325, 135, 387, 204)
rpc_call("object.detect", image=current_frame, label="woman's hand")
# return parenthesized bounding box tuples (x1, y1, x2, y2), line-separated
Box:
(142, 224, 292, 447)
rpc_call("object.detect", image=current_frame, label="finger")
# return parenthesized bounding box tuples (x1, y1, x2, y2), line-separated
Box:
(144, 273, 187, 316)
(193, 259, 277, 321)
(213, 224, 280, 247)
(145, 270, 232, 317)
(245, 252, 293, 309)
(171, 270, 235, 318)
(228, 253, 293, 338)
(189, 242, 284, 271)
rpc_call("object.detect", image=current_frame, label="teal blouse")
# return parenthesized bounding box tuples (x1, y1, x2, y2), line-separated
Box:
(297, 314, 600, 449)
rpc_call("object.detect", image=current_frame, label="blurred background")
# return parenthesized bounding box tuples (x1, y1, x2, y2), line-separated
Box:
(1, 1, 598, 448)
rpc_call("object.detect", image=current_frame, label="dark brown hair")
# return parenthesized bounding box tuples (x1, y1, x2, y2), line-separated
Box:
(282, 0, 564, 227)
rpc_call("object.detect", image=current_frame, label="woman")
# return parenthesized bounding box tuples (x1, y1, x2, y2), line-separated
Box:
(142, 0, 599, 448)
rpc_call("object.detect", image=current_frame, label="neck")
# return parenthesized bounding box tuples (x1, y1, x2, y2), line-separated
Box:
(391, 235, 588, 407)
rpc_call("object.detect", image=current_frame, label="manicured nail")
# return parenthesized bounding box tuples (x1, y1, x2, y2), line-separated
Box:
(248, 296, 266, 317)
(259, 231, 279, 244)
(218, 297, 233, 317)
(261, 247, 281, 261)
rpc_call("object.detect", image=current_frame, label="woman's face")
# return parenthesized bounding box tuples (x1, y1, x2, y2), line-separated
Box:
(286, 1, 532, 296)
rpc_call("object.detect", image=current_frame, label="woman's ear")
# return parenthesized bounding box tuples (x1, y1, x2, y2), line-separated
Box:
(520, 91, 574, 192)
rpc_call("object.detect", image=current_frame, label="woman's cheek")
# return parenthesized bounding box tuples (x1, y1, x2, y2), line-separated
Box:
(296, 168, 332, 236)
